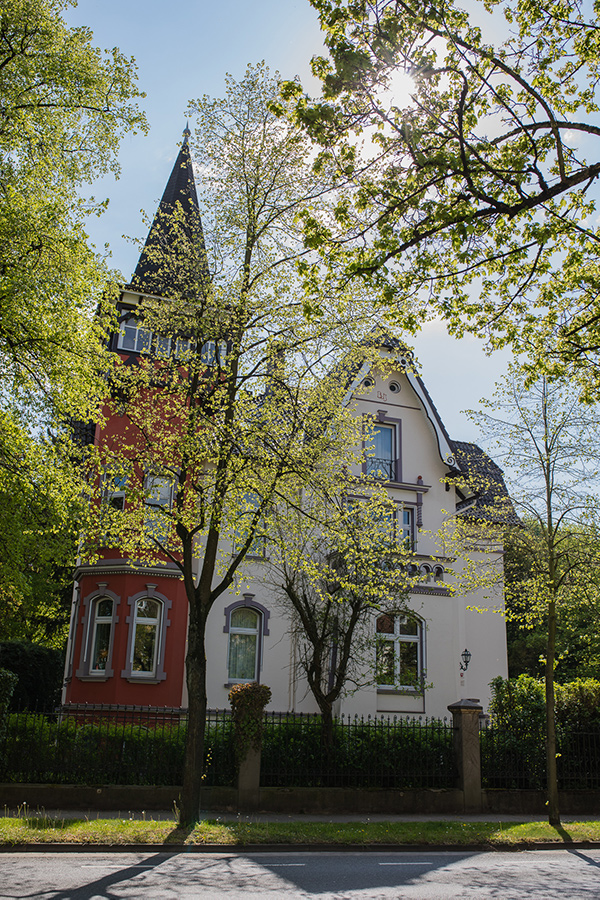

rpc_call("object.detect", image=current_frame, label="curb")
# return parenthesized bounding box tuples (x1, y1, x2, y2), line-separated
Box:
(2, 841, 600, 853)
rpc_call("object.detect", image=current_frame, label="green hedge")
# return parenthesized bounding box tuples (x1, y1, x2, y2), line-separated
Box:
(1, 712, 455, 789)
(482, 676, 600, 790)
(2, 714, 235, 787)
(261, 716, 455, 789)
(0, 641, 64, 711)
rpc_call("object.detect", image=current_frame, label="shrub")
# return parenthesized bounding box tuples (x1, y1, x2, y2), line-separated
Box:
(0, 641, 64, 711)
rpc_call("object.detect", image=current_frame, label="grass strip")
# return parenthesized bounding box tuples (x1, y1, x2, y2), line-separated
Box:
(1, 818, 600, 846)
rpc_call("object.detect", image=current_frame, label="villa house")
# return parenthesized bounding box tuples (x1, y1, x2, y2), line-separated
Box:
(62, 134, 511, 719)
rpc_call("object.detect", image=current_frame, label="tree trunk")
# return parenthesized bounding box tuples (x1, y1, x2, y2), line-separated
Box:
(319, 700, 334, 749)
(545, 597, 560, 826)
(179, 603, 207, 826)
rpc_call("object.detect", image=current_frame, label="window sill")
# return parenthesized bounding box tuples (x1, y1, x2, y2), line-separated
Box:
(377, 687, 423, 696)
(124, 676, 162, 684)
(225, 680, 257, 687)
(77, 674, 111, 682)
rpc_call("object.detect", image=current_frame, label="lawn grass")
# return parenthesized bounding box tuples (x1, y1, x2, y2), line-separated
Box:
(1, 815, 600, 846)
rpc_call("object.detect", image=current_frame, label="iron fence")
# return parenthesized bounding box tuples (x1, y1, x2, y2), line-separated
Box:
(0, 704, 235, 787)
(480, 724, 600, 790)
(260, 712, 456, 789)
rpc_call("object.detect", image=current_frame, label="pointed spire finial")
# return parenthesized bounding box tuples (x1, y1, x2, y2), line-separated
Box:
(183, 121, 191, 144)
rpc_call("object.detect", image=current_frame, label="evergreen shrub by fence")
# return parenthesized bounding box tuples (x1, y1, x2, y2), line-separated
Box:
(481, 676, 600, 790)
(1, 709, 235, 787)
(1, 707, 456, 789)
(260, 713, 456, 789)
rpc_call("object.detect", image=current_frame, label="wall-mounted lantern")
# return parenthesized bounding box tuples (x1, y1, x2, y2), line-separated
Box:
(459, 648, 472, 672)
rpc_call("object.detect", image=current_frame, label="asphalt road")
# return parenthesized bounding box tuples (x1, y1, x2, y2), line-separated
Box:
(2, 849, 600, 899)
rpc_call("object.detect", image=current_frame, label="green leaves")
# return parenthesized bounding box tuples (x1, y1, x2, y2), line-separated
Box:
(0, 0, 146, 634)
(285, 0, 600, 388)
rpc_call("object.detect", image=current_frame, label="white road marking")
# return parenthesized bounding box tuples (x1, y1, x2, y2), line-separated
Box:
(81, 865, 155, 869)
(379, 862, 433, 866)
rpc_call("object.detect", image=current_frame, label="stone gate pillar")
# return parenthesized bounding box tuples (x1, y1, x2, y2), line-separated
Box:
(448, 698, 483, 814)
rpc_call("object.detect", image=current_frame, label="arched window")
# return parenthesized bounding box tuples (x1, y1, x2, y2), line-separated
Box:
(228, 607, 260, 681)
(376, 613, 424, 691)
(76, 587, 120, 681)
(90, 597, 113, 673)
(131, 598, 162, 675)
(122, 587, 171, 682)
(223, 596, 270, 683)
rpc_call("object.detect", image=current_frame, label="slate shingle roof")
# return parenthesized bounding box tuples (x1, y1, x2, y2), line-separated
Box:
(129, 128, 208, 298)
(450, 440, 519, 526)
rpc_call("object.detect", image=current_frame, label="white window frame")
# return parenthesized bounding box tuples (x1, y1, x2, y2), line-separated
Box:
(117, 316, 153, 354)
(131, 598, 162, 676)
(399, 506, 414, 548)
(121, 587, 171, 682)
(144, 473, 174, 542)
(102, 472, 128, 511)
(223, 596, 271, 685)
(376, 613, 424, 692)
(76, 587, 120, 681)
(90, 597, 114, 674)
(227, 607, 261, 681)
(155, 334, 172, 357)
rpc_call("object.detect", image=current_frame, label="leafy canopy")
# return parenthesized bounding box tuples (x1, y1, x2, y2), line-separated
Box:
(286, 0, 600, 392)
(0, 0, 146, 632)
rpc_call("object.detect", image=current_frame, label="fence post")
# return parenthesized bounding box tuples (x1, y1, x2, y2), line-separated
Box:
(229, 683, 271, 812)
(238, 742, 262, 811)
(448, 699, 483, 814)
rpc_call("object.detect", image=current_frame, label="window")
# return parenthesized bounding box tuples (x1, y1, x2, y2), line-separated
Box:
(376, 613, 424, 691)
(399, 507, 414, 547)
(144, 474, 173, 542)
(117, 316, 152, 353)
(233, 493, 267, 558)
(223, 597, 270, 683)
(121, 588, 171, 682)
(201, 340, 227, 366)
(366, 424, 395, 480)
(131, 598, 162, 675)
(155, 334, 172, 357)
(175, 337, 195, 359)
(228, 607, 260, 681)
(76, 588, 120, 680)
(90, 598, 113, 672)
(102, 472, 127, 511)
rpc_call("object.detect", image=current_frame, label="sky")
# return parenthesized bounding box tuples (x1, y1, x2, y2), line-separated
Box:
(65, 0, 513, 445)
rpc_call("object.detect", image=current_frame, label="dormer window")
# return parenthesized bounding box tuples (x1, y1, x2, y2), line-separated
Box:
(117, 316, 152, 353)
(201, 340, 227, 366)
(155, 335, 172, 357)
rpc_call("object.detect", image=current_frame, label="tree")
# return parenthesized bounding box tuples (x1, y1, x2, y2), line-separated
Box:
(505, 526, 600, 681)
(0, 0, 146, 624)
(268, 469, 416, 746)
(471, 368, 600, 825)
(0, 0, 146, 423)
(0, 419, 81, 648)
(282, 0, 600, 390)
(86, 65, 391, 826)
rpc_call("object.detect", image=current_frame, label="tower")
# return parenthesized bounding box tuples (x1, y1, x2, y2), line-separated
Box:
(62, 131, 204, 709)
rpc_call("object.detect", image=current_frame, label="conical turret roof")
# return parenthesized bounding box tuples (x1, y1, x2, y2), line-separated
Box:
(130, 127, 208, 298)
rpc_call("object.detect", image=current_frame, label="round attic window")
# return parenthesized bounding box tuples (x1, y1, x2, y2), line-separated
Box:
(363, 376, 375, 388)
(389, 381, 401, 393)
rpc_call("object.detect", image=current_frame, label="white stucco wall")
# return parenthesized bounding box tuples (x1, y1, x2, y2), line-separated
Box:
(201, 360, 508, 718)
